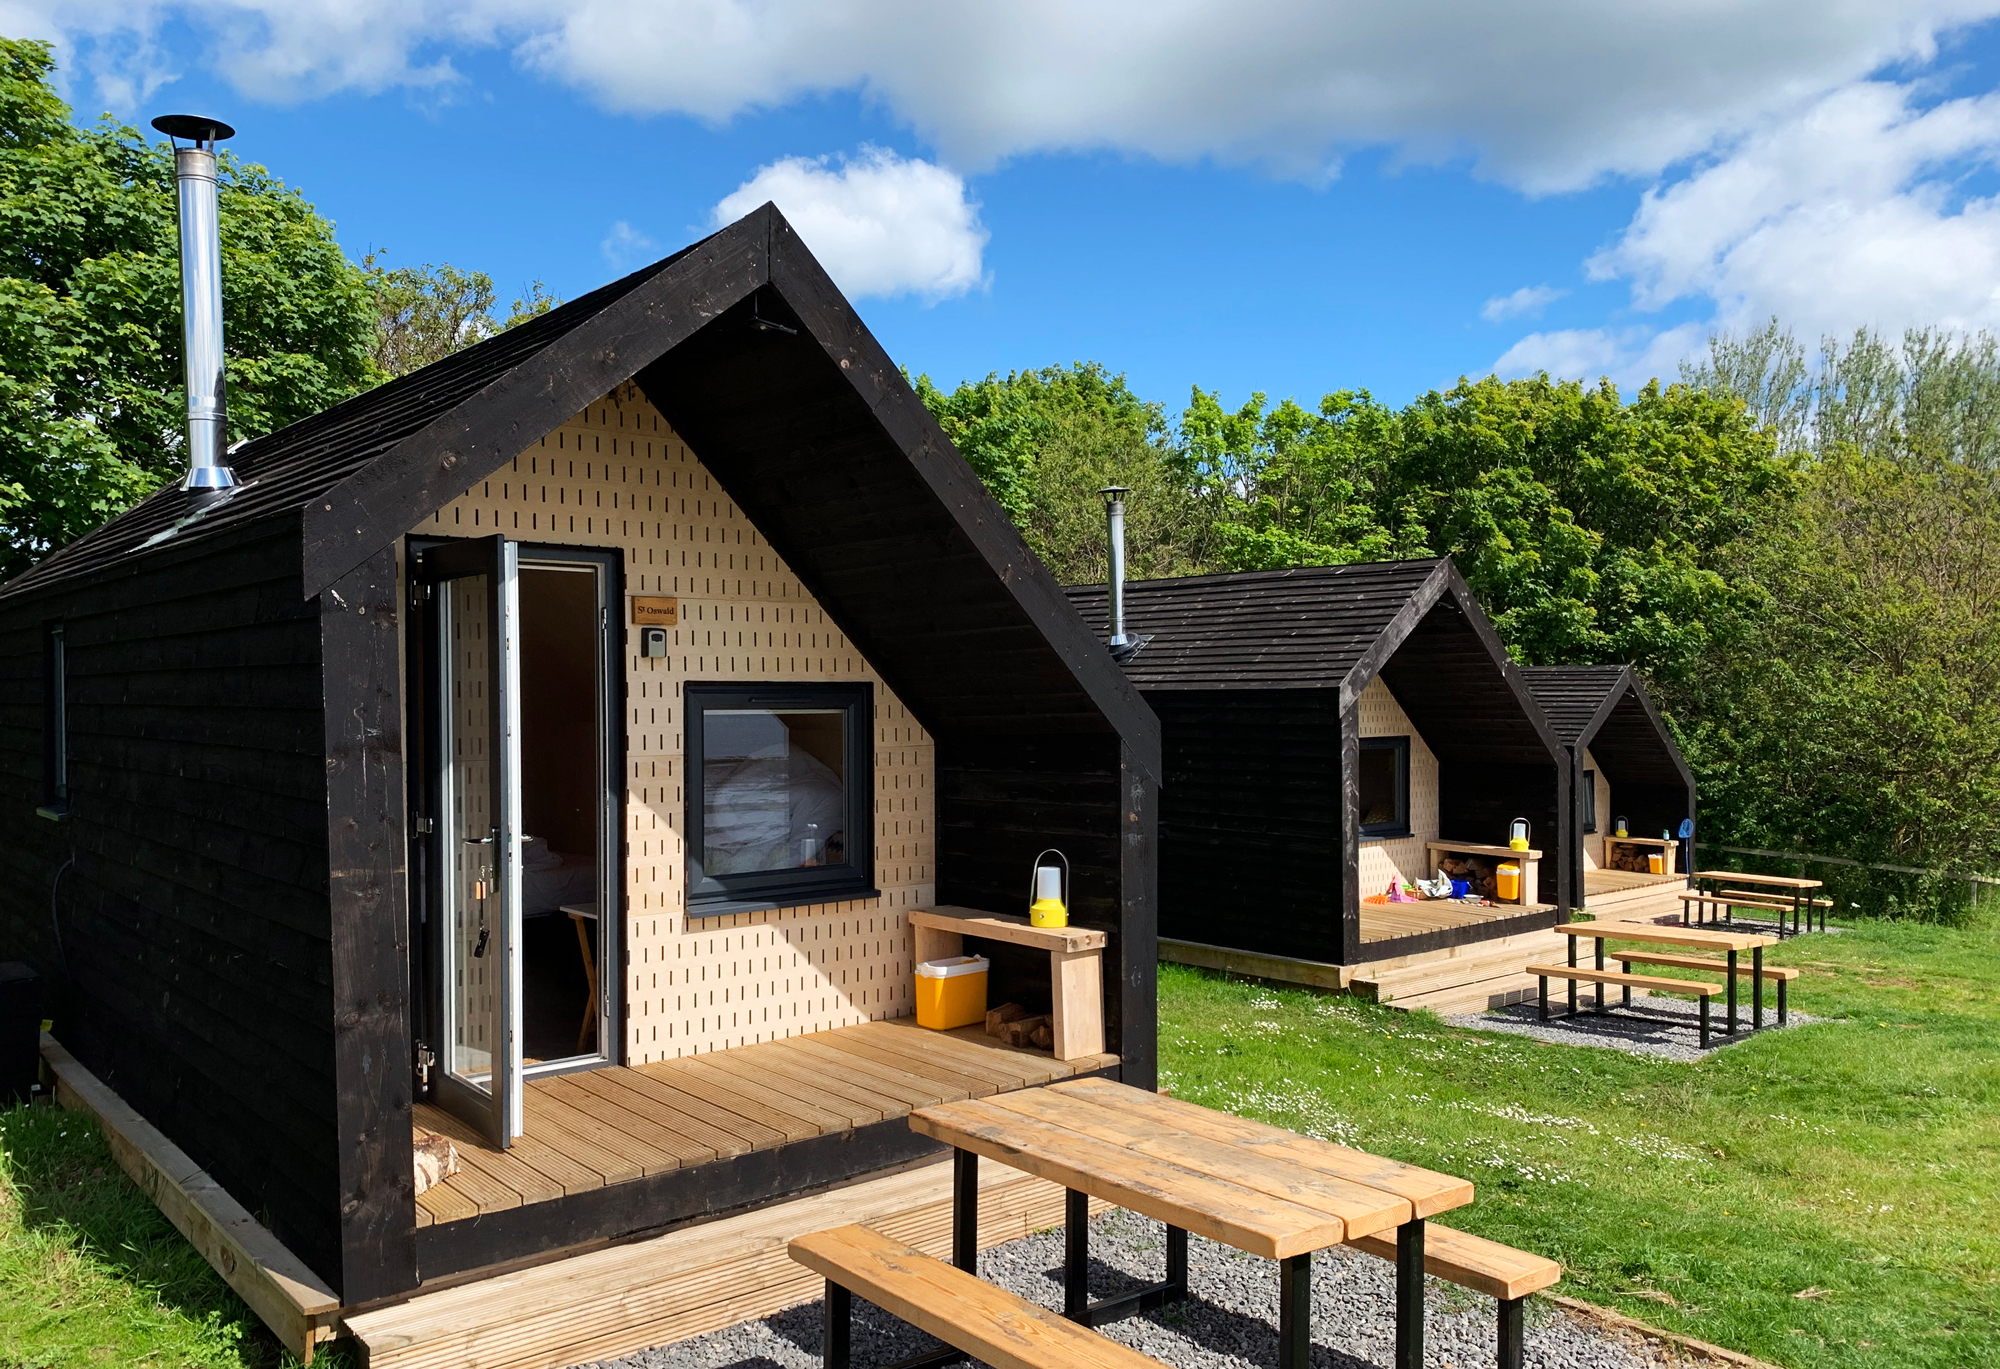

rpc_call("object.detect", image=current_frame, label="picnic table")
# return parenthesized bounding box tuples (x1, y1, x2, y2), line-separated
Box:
(1556, 920, 1780, 1033)
(909, 1076, 1474, 1369)
(1691, 869, 1827, 935)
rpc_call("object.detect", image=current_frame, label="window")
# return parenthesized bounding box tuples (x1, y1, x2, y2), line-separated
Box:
(1358, 735, 1410, 838)
(39, 623, 67, 819)
(685, 682, 875, 912)
(1580, 769, 1597, 834)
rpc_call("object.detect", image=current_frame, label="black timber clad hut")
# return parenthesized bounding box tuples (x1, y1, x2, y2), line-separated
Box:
(1521, 664, 1695, 909)
(0, 204, 1159, 1304)
(1067, 559, 1567, 968)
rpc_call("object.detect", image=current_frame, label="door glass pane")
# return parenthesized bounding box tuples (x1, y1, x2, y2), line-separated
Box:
(439, 574, 499, 1092)
(701, 708, 848, 874)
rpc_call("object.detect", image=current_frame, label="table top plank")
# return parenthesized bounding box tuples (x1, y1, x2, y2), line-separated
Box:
(1557, 921, 1778, 951)
(1047, 1078, 1473, 1218)
(1692, 870, 1823, 889)
(982, 1087, 1410, 1237)
(910, 1100, 1348, 1258)
(911, 906, 1109, 953)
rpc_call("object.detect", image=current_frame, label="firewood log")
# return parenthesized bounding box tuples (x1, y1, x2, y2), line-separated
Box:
(986, 1002, 1030, 1036)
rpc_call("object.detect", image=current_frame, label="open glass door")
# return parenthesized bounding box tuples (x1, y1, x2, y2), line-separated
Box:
(419, 534, 523, 1147)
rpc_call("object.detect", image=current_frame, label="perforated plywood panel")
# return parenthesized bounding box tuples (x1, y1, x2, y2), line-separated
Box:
(1580, 747, 1611, 868)
(412, 384, 935, 1062)
(1355, 677, 1440, 893)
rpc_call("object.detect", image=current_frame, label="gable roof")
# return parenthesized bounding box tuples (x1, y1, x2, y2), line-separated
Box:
(1521, 664, 1693, 790)
(1066, 558, 1563, 765)
(4, 205, 1156, 770)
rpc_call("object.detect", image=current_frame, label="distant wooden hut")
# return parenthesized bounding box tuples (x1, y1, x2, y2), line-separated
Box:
(1067, 559, 1568, 986)
(0, 204, 1157, 1311)
(1521, 665, 1695, 923)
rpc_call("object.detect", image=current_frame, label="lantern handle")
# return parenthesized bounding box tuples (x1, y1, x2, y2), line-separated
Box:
(1028, 848, 1071, 907)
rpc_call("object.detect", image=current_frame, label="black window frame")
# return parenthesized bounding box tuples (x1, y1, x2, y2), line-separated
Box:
(39, 622, 68, 820)
(685, 681, 876, 915)
(1580, 768, 1597, 834)
(1357, 735, 1411, 839)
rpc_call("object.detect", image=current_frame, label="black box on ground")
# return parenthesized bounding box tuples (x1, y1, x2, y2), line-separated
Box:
(0, 962, 42, 1106)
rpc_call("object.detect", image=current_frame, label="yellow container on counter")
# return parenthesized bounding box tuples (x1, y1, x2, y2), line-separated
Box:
(1495, 863, 1522, 902)
(1648, 852, 1666, 875)
(914, 955, 989, 1030)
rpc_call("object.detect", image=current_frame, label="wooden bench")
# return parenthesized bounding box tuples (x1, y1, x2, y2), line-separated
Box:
(1613, 952, 1800, 1025)
(1524, 963, 1725, 1047)
(1681, 888, 1833, 934)
(1348, 1223, 1559, 1369)
(792, 1223, 1157, 1369)
(911, 906, 1106, 1060)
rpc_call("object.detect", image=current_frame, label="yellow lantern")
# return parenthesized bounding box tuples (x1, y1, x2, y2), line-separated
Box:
(1028, 849, 1070, 928)
(1508, 817, 1531, 852)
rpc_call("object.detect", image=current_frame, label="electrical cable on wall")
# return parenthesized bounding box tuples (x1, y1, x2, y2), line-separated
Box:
(50, 853, 74, 975)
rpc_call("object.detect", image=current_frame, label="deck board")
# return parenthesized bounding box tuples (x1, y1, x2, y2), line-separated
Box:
(1359, 901, 1552, 942)
(415, 1018, 1117, 1225)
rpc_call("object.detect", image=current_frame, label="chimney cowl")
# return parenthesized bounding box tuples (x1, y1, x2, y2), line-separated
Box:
(151, 114, 239, 496)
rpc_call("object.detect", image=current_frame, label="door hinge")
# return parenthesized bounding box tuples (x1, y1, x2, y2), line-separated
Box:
(414, 814, 435, 834)
(414, 1040, 435, 1088)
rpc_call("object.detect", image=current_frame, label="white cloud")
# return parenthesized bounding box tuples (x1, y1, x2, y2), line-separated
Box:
(600, 219, 656, 269)
(1481, 284, 1566, 322)
(713, 148, 988, 301)
(1494, 78, 2000, 385)
(1589, 81, 2000, 340)
(21, 2, 2000, 191)
(1493, 323, 1705, 390)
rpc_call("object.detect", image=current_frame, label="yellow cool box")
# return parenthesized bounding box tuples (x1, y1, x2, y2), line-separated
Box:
(914, 955, 989, 1031)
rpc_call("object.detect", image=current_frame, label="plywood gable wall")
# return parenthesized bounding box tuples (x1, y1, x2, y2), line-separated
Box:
(1355, 676, 1441, 894)
(1580, 747, 1611, 868)
(413, 383, 936, 1062)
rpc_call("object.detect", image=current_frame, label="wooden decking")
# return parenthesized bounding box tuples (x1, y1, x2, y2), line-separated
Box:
(1359, 899, 1556, 944)
(414, 1017, 1118, 1226)
(1584, 868, 1681, 898)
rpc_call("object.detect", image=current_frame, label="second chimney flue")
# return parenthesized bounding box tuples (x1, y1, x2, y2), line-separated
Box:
(151, 114, 239, 494)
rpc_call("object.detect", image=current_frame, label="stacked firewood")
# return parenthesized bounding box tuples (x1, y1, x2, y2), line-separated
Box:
(985, 1002, 1053, 1050)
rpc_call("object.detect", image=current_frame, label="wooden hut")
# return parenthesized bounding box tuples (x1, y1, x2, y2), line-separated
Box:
(1521, 664, 1694, 923)
(0, 204, 1158, 1313)
(1066, 559, 1568, 1005)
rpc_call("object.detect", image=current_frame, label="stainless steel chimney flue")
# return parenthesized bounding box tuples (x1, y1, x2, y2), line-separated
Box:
(1100, 485, 1131, 647)
(151, 115, 239, 494)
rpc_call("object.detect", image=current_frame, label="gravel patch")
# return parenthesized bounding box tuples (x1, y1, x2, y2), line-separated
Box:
(588, 1209, 1682, 1369)
(1444, 993, 1821, 1062)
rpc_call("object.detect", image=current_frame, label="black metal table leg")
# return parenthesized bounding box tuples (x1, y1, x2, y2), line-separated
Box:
(1280, 1250, 1312, 1369)
(1065, 1188, 1089, 1321)
(1538, 975, 1548, 1021)
(1498, 1294, 1525, 1369)
(1699, 996, 1710, 1048)
(1726, 950, 1738, 1034)
(1167, 1224, 1189, 1297)
(1753, 946, 1764, 1029)
(825, 1281, 852, 1369)
(1778, 976, 1788, 1026)
(953, 1148, 978, 1272)
(1396, 1218, 1425, 1369)
(1620, 959, 1632, 1009)
(1594, 938, 1606, 1010)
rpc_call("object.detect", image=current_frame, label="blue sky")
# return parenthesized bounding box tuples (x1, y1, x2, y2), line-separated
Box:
(21, 3, 2000, 416)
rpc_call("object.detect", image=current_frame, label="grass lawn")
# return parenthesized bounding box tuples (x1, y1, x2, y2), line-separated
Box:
(0, 1100, 342, 1369)
(1158, 912, 2000, 1369)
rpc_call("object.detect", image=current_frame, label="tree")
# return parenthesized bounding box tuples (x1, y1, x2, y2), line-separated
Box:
(1677, 324, 2000, 910)
(916, 363, 1212, 584)
(0, 38, 378, 579)
(1177, 387, 1423, 571)
(364, 255, 561, 378)
(1369, 375, 1788, 683)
